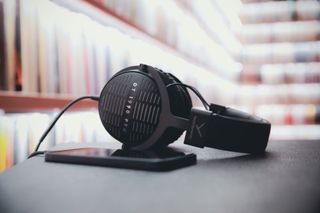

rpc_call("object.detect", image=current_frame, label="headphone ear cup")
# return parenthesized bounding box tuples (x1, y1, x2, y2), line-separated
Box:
(99, 70, 163, 148)
(163, 72, 192, 118)
(153, 71, 192, 148)
(98, 65, 192, 150)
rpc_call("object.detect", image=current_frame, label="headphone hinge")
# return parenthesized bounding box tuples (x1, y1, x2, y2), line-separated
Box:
(209, 103, 226, 114)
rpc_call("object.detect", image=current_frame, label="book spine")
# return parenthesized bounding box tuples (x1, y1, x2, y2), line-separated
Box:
(3, 0, 16, 91)
(0, 0, 6, 90)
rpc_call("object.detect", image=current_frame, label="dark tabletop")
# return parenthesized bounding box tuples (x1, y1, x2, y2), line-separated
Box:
(0, 140, 320, 213)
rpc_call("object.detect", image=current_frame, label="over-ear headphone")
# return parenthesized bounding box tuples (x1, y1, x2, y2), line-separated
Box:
(98, 64, 271, 154)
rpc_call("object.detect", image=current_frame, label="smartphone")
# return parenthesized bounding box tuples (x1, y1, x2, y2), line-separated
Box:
(45, 147, 196, 171)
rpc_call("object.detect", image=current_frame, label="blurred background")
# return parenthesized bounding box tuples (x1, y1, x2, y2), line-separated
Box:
(0, 0, 319, 171)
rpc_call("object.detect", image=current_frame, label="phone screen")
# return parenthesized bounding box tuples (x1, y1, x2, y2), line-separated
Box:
(45, 147, 196, 171)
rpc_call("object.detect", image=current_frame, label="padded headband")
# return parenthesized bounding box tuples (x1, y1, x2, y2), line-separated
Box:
(185, 104, 271, 154)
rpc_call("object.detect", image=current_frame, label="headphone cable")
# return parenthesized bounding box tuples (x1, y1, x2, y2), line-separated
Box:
(29, 84, 208, 158)
(166, 83, 210, 110)
(28, 96, 99, 158)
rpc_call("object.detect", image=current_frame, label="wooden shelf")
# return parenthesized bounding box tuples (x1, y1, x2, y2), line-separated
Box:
(0, 91, 98, 112)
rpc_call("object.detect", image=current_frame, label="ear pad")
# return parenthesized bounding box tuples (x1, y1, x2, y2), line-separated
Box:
(153, 71, 192, 148)
(98, 67, 192, 149)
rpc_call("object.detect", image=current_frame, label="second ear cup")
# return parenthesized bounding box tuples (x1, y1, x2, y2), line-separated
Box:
(160, 71, 192, 118)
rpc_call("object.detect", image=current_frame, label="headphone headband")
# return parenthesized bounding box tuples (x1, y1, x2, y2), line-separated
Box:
(185, 107, 271, 154)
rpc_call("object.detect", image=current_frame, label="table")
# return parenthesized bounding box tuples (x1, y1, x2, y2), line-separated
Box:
(0, 140, 320, 213)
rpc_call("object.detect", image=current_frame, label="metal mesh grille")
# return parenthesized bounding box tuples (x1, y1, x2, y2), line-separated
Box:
(99, 72, 161, 146)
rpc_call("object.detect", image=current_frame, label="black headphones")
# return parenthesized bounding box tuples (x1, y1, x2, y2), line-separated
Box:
(98, 64, 271, 154)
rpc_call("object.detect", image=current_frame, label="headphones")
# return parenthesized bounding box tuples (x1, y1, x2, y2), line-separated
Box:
(98, 64, 271, 154)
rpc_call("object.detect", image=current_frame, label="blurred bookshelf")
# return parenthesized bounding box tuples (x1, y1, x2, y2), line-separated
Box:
(0, 0, 320, 171)
(234, 0, 320, 145)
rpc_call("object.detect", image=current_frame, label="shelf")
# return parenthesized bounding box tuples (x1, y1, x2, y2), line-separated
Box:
(0, 91, 98, 112)
(237, 21, 320, 44)
(240, 1, 320, 24)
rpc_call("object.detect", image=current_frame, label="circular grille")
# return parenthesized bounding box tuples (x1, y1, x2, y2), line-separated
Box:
(98, 72, 161, 147)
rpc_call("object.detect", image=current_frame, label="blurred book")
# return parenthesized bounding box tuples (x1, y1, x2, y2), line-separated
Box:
(0, 1, 5, 90)
(2, 0, 17, 91)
